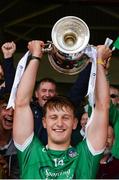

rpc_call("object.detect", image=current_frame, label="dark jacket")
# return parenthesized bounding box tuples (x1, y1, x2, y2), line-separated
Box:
(0, 139, 20, 178)
(0, 57, 19, 178)
(0, 57, 15, 98)
(97, 153, 119, 179)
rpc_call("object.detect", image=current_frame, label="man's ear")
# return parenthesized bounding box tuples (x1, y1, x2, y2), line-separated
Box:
(35, 90, 38, 98)
(73, 118, 78, 130)
(42, 117, 46, 128)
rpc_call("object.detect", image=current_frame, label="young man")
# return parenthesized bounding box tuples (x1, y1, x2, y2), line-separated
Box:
(3, 41, 92, 146)
(13, 40, 112, 179)
(31, 62, 92, 145)
(0, 95, 19, 178)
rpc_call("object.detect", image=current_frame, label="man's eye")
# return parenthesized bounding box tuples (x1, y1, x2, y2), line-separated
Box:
(63, 116, 70, 120)
(49, 90, 55, 93)
(2, 105, 7, 109)
(41, 89, 46, 92)
(51, 116, 57, 120)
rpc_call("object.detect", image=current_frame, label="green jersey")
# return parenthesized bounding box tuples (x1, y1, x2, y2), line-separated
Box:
(17, 136, 102, 179)
(88, 103, 119, 159)
(109, 103, 119, 159)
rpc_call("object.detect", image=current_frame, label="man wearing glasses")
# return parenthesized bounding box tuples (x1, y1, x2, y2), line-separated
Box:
(110, 86, 119, 106)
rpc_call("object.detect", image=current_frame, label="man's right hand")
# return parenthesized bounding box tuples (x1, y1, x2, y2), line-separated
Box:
(1, 41, 16, 59)
(27, 40, 45, 59)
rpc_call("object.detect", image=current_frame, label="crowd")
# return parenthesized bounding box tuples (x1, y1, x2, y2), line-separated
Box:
(0, 39, 119, 179)
(0, 42, 19, 178)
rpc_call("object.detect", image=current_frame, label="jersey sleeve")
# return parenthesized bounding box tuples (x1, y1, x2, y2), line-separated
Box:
(76, 140, 103, 179)
(109, 103, 119, 159)
(16, 135, 43, 178)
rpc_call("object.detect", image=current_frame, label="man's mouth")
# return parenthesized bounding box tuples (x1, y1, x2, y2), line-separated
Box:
(4, 118, 13, 125)
(43, 99, 48, 102)
(43, 97, 52, 101)
(53, 129, 65, 133)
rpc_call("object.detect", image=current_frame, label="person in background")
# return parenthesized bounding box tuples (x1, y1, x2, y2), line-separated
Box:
(87, 48, 119, 179)
(107, 103, 119, 179)
(13, 40, 111, 179)
(100, 125, 114, 165)
(109, 85, 119, 106)
(0, 94, 20, 179)
(80, 111, 88, 138)
(0, 41, 16, 97)
(97, 125, 119, 179)
(0, 41, 20, 179)
(0, 63, 4, 84)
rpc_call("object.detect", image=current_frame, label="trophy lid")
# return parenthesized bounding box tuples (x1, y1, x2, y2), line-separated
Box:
(51, 16, 90, 54)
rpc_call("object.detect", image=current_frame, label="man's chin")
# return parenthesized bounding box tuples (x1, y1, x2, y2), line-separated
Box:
(39, 101, 46, 107)
(42, 100, 48, 106)
(51, 137, 68, 145)
(3, 126, 12, 130)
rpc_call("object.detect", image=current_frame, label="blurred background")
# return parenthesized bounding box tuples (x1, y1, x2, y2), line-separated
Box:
(0, 0, 119, 91)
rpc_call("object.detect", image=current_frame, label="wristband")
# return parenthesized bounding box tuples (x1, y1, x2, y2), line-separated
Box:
(30, 55, 41, 61)
(97, 59, 105, 67)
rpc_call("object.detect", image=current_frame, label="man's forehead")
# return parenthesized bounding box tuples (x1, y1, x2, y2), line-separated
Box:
(40, 82, 56, 89)
(0, 101, 7, 106)
(110, 87, 118, 93)
(0, 102, 13, 110)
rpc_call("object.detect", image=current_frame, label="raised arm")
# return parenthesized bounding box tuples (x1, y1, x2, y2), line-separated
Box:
(86, 45, 112, 153)
(68, 62, 91, 106)
(13, 40, 44, 145)
(0, 42, 16, 96)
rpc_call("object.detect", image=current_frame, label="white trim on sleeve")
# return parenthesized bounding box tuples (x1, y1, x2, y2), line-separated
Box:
(14, 133, 34, 152)
(86, 138, 105, 156)
(85, 109, 105, 156)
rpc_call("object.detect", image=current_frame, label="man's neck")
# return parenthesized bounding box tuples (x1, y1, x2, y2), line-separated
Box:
(47, 141, 71, 151)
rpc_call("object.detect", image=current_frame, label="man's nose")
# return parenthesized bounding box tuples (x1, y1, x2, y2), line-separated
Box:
(56, 118, 63, 127)
(45, 90, 50, 96)
(7, 108, 13, 116)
